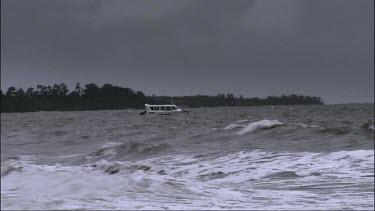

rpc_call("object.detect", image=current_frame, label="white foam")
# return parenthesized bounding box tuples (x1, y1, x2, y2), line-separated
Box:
(295, 123, 319, 128)
(101, 142, 124, 148)
(235, 119, 283, 135)
(2, 150, 374, 210)
(223, 124, 245, 130)
(236, 119, 249, 123)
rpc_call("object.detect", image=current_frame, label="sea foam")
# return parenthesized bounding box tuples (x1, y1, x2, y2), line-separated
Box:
(2, 149, 373, 210)
(223, 124, 245, 130)
(235, 119, 283, 135)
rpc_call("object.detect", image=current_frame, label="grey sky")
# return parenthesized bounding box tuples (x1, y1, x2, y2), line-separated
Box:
(1, 0, 373, 104)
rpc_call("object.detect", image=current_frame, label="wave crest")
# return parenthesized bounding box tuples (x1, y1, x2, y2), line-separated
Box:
(223, 124, 245, 130)
(86, 141, 170, 161)
(235, 119, 283, 135)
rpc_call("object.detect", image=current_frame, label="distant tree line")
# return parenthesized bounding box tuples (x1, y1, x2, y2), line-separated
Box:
(1, 83, 324, 113)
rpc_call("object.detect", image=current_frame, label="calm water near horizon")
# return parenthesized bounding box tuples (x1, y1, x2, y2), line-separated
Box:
(1, 104, 374, 210)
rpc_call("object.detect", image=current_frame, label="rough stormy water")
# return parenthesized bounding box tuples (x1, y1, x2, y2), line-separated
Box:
(1, 104, 374, 210)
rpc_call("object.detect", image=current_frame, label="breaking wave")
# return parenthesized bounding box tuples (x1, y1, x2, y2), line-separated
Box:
(1, 104, 374, 210)
(223, 124, 245, 130)
(86, 141, 170, 161)
(235, 119, 283, 135)
(1, 150, 373, 210)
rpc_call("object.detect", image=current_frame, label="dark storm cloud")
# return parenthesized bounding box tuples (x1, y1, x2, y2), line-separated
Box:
(1, 0, 373, 103)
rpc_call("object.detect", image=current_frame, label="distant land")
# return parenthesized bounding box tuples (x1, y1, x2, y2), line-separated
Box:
(1, 83, 324, 113)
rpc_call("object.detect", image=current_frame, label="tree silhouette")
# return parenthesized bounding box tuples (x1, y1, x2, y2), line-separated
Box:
(0, 83, 324, 113)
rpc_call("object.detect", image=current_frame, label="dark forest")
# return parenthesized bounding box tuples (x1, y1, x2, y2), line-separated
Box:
(1, 83, 324, 113)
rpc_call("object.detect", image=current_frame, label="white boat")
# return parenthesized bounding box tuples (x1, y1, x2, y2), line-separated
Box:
(139, 103, 186, 115)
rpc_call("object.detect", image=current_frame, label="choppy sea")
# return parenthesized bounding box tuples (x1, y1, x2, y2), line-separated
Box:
(1, 104, 374, 210)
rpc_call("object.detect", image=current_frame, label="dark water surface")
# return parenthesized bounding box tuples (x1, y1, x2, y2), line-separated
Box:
(1, 104, 374, 210)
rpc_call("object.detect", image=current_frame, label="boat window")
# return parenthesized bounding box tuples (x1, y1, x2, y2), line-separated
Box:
(166, 107, 171, 110)
(154, 107, 159, 110)
(161, 107, 165, 110)
(150, 107, 154, 110)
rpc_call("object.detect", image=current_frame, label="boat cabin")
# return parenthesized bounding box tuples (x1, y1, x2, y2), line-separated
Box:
(141, 104, 182, 115)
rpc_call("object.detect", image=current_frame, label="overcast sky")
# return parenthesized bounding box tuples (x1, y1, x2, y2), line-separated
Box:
(1, 0, 373, 104)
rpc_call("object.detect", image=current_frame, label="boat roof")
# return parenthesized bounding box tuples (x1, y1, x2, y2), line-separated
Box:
(145, 104, 177, 107)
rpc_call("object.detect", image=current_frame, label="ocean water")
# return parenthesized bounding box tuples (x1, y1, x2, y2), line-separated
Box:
(1, 104, 374, 210)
